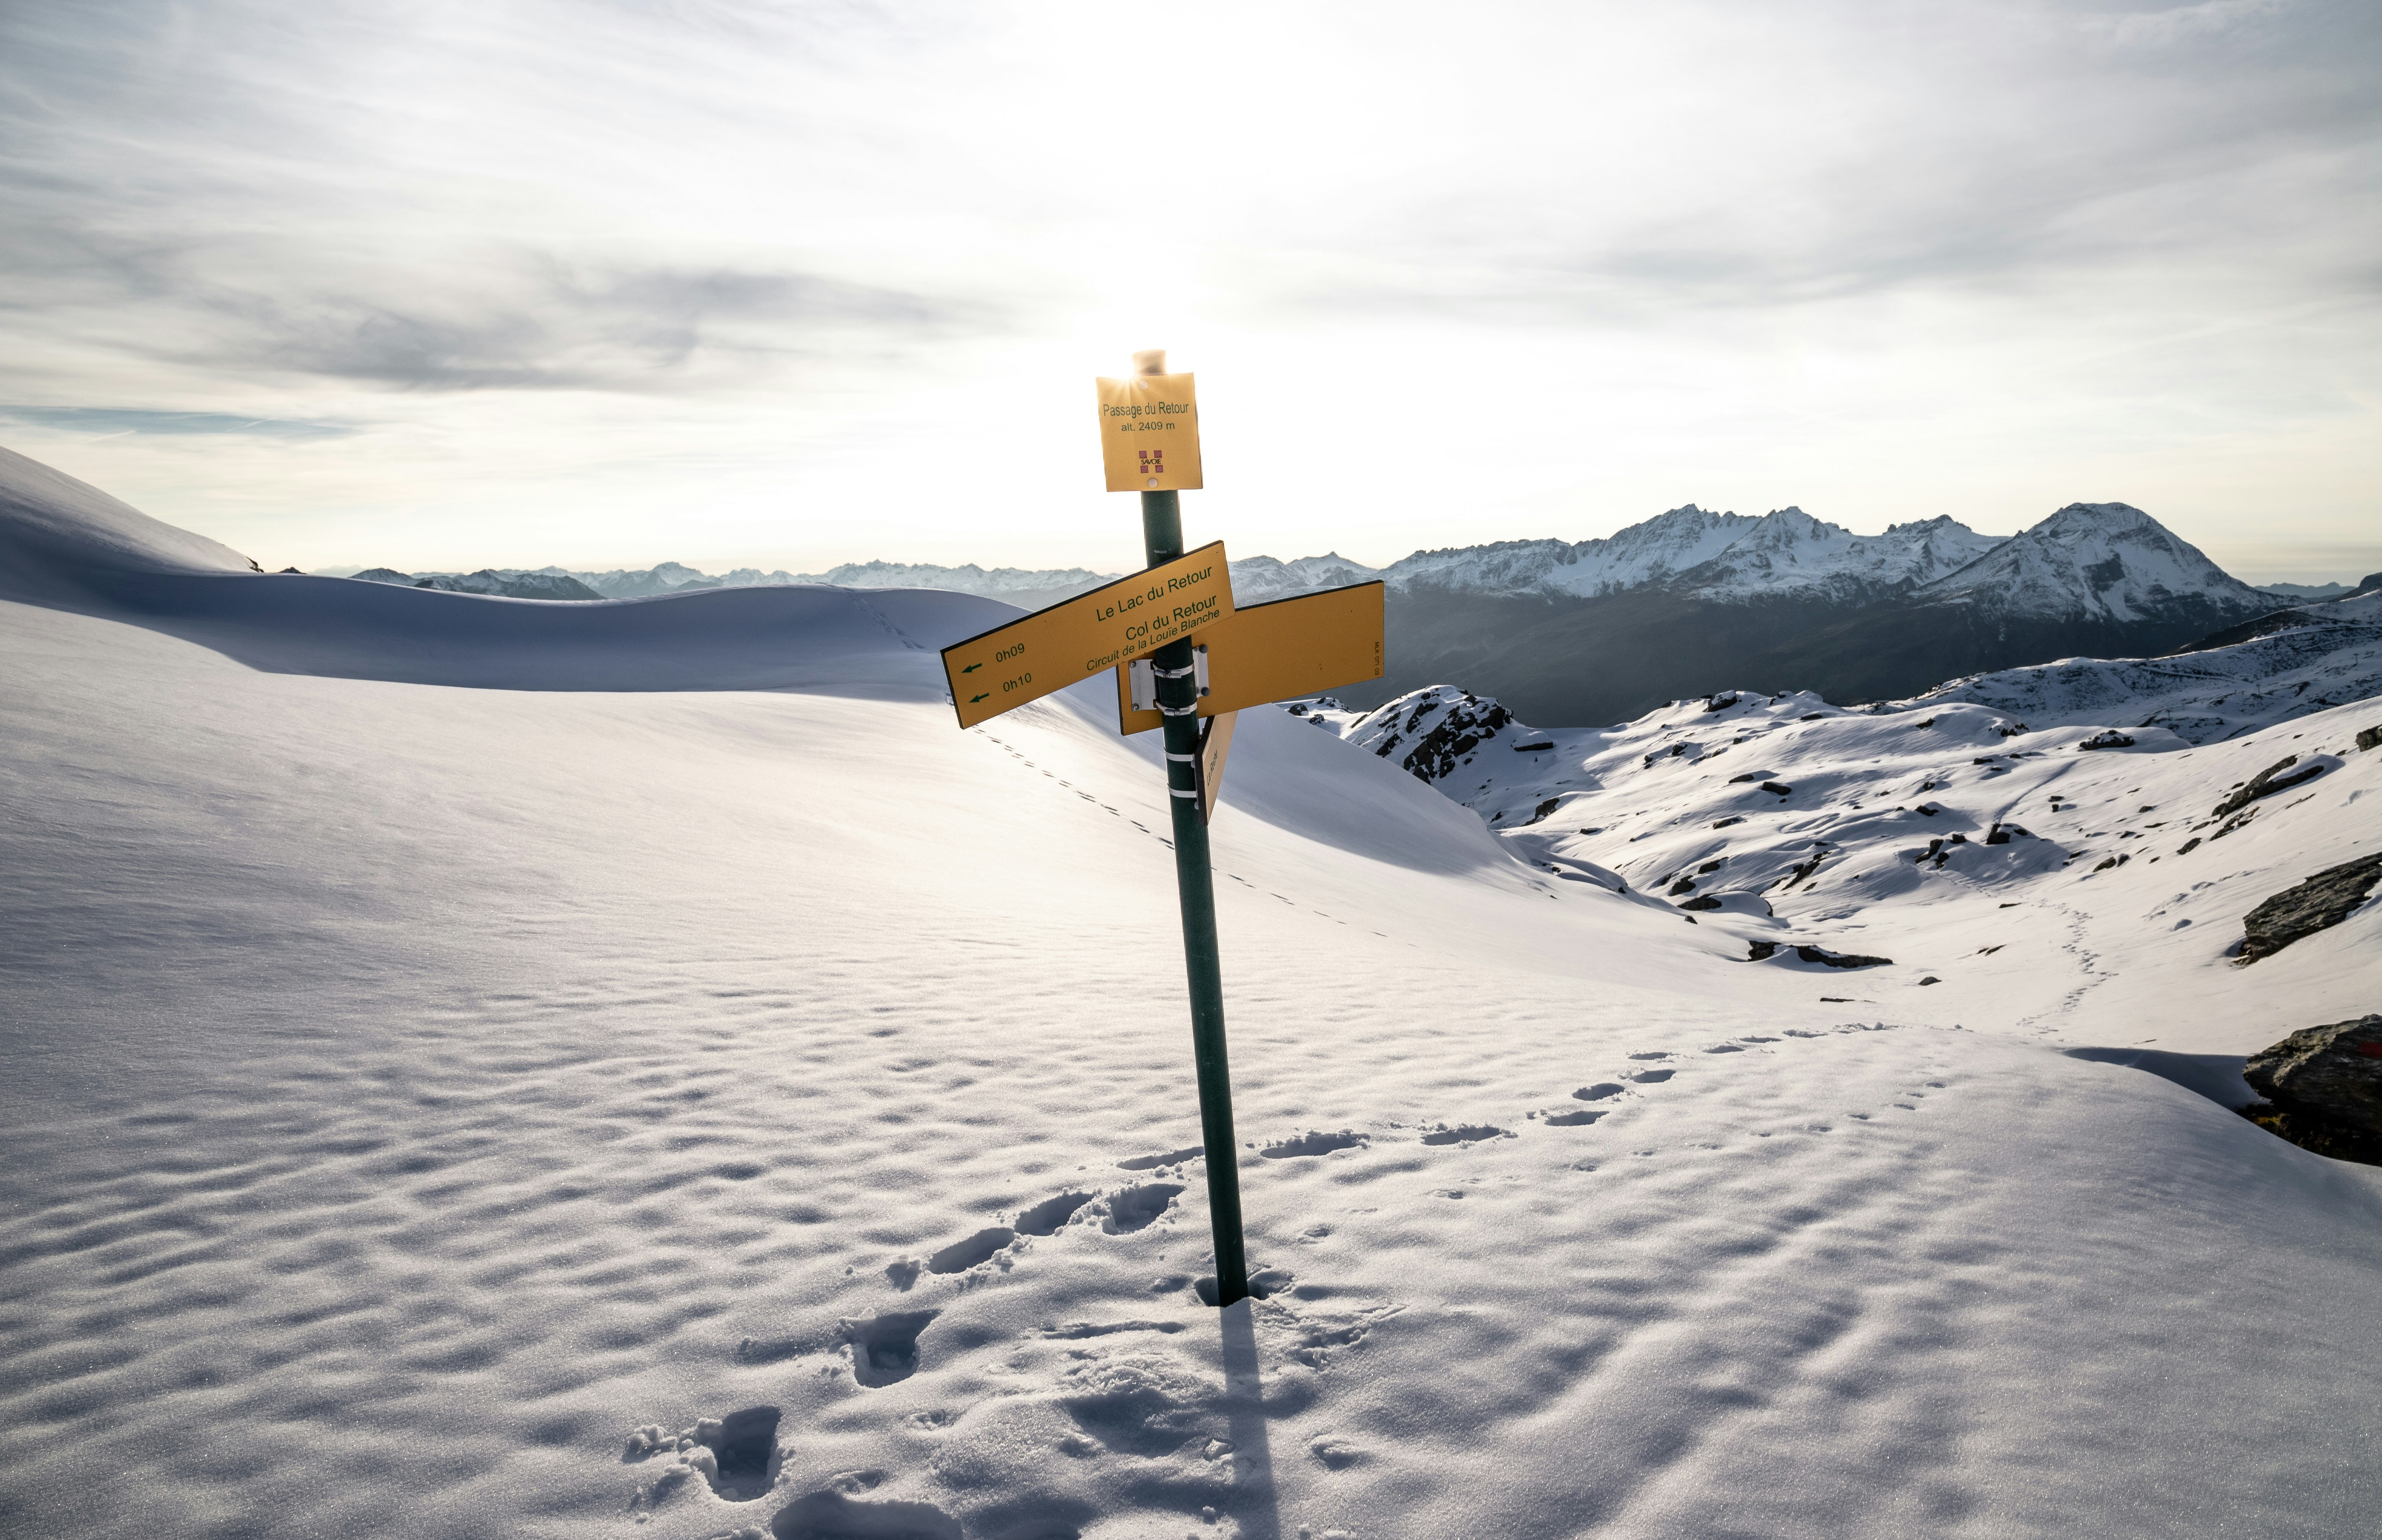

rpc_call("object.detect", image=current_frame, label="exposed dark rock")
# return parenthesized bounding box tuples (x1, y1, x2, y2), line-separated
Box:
(1704, 692, 1741, 712)
(1917, 976, 1941, 985)
(1711, 815, 1745, 829)
(1761, 781, 1792, 796)
(2358, 725, 2381, 752)
(2238, 1103, 2382, 1167)
(275, 565, 302, 573)
(1745, 940, 1891, 967)
(2077, 730, 2134, 751)
(1667, 876, 1697, 895)
(2093, 853, 2129, 872)
(2243, 1015, 2382, 1135)
(1697, 857, 1725, 873)
(1373, 691, 1513, 783)
(2177, 836, 2202, 856)
(2213, 754, 2325, 817)
(2239, 851, 2382, 963)
(1680, 894, 1723, 911)
(1728, 770, 1770, 783)
(1914, 717, 1936, 729)
(1796, 944, 1892, 969)
(1514, 741, 1555, 752)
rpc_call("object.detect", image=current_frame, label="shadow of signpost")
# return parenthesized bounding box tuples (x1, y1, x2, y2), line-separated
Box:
(1217, 1300, 1282, 1540)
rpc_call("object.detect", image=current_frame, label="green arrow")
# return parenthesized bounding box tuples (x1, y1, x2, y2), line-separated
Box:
(969, 693, 990, 704)
(961, 662, 982, 673)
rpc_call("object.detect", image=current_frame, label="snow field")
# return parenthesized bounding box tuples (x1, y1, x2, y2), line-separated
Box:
(5, 594, 2381, 1539)
(2, 446, 2379, 1538)
(1334, 686, 2382, 1054)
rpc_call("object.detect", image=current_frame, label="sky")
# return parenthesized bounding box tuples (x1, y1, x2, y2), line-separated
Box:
(1, 0, 2376, 582)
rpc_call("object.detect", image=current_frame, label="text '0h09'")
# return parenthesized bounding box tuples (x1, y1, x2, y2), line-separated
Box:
(939, 542, 1234, 730)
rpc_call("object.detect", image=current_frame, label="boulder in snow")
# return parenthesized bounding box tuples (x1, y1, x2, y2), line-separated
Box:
(2238, 851, 2382, 964)
(2244, 1016, 2382, 1136)
(2213, 754, 2336, 818)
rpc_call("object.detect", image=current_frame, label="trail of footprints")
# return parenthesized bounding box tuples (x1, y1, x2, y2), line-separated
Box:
(626, 1022, 1945, 1535)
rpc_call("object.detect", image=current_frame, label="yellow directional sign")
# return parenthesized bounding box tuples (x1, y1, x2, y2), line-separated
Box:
(1114, 581, 1384, 735)
(1097, 371, 1203, 492)
(1196, 710, 1238, 824)
(941, 541, 1234, 730)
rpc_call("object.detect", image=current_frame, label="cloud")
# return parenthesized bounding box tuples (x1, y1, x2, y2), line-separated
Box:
(0, 0, 2373, 573)
(0, 407, 356, 437)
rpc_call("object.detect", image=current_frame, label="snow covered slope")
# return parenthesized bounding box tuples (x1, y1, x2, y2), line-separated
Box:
(1904, 591, 2382, 743)
(1326, 684, 2381, 1052)
(4, 447, 2380, 1540)
(1912, 501, 2269, 623)
(0, 442, 258, 597)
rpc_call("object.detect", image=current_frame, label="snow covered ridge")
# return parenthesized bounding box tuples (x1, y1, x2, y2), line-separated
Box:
(1244, 501, 2275, 618)
(1313, 681, 2382, 1008)
(1906, 589, 2382, 743)
(346, 557, 1122, 606)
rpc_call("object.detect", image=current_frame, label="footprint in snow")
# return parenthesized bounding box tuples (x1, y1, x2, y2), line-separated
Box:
(843, 1310, 937, 1388)
(1573, 1083, 1626, 1101)
(1628, 1051, 1672, 1061)
(1117, 1146, 1203, 1171)
(925, 1227, 1013, 1275)
(1102, 1183, 1183, 1234)
(1420, 1124, 1512, 1146)
(768, 1488, 962, 1540)
(1630, 1069, 1675, 1084)
(1260, 1130, 1367, 1159)
(623, 1404, 781, 1504)
(1013, 1191, 1094, 1235)
(1543, 1109, 1606, 1127)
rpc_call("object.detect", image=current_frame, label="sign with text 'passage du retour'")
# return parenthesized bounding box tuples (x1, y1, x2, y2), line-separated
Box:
(1096, 371, 1203, 492)
(939, 542, 1233, 730)
(1114, 581, 1385, 735)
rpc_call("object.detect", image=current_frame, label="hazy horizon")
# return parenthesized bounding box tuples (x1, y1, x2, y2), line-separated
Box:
(4, 0, 2376, 584)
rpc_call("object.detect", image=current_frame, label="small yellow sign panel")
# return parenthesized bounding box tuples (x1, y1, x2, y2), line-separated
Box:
(1114, 581, 1385, 735)
(942, 541, 1234, 730)
(1096, 372, 1204, 492)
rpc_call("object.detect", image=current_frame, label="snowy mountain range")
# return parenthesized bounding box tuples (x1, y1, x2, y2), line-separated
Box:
(349, 557, 1115, 610)
(315, 497, 2347, 726)
(347, 499, 2285, 616)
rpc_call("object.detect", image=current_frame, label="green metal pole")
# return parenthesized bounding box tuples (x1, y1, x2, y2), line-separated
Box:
(1139, 486, 1250, 1308)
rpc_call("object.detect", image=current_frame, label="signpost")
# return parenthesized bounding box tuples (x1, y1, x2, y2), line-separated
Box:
(935, 349, 1386, 1310)
(1114, 582, 1386, 736)
(939, 543, 1233, 731)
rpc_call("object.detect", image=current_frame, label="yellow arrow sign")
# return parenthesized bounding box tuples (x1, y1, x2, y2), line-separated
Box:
(941, 541, 1235, 730)
(1114, 581, 1385, 735)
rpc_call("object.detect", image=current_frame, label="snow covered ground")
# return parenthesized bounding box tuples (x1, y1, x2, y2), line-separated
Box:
(4, 448, 2380, 1539)
(1325, 685, 2379, 1058)
(1903, 591, 2382, 743)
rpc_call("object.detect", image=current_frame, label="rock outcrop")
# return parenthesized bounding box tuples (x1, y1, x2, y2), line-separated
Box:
(2213, 754, 2330, 818)
(2245, 1016, 2382, 1136)
(2238, 851, 2382, 963)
